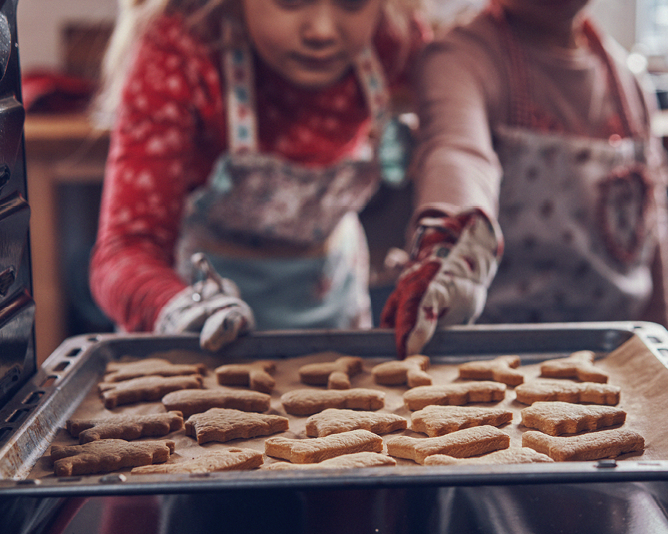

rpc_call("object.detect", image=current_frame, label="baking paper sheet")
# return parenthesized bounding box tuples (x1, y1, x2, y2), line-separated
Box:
(28, 333, 668, 479)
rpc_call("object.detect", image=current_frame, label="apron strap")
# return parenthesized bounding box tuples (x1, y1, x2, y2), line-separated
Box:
(486, 1, 534, 129)
(581, 19, 640, 138)
(224, 45, 259, 153)
(354, 46, 391, 139)
(487, 2, 640, 138)
(223, 45, 390, 154)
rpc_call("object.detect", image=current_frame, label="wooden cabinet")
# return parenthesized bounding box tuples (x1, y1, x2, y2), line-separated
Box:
(24, 113, 109, 365)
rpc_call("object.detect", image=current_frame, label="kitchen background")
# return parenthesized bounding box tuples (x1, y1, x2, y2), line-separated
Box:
(13, 0, 668, 365)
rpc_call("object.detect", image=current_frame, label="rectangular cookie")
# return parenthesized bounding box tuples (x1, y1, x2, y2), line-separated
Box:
(386, 425, 510, 464)
(67, 412, 184, 443)
(131, 448, 263, 474)
(305, 408, 407, 437)
(514, 380, 620, 406)
(423, 448, 554, 465)
(162, 387, 271, 418)
(522, 429, 645, 461)
(50, 439, 175, 476)
(411, 406, 513, 437)
(185, 408, 289, 444)
(98, 375, 203, 409)
(520, 401, 626, 435)
(280, 388, 385, 416)
(104, 358, 207, 382)
(265, 452, 396, 470)
(265, 429, 383, 463)
(403, 382, 506, 411)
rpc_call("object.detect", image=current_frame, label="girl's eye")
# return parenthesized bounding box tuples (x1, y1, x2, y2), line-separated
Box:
(336, 0, 370, 10)
(275, 0, 307, 8)
(274, 0, 370, 10)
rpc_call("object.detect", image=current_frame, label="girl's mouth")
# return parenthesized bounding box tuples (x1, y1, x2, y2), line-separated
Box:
(291, 52, 343, 71)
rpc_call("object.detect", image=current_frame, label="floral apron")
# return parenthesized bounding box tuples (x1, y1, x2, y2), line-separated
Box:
(479, 16, 658, 324)
(176, 46, 393, 330)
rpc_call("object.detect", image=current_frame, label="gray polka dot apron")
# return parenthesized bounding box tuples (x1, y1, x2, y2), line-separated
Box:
(479, 18, 658, 324)
(176, 46, 394, 330)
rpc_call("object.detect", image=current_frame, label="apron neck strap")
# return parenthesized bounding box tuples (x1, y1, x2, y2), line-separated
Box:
(223, 45, 259, 154)
(223, 45, 390, 154)
(487, 2, 640, 137)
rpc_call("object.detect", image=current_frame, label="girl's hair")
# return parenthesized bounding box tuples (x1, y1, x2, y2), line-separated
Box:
(94, 0, 423, 127)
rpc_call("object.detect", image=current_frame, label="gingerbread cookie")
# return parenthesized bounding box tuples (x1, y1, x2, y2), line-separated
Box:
(104, 358, 207, 382)
(371, 355, 432, 387)
(265, 429, 383, 463)
(215, 361, 276, 393)
(403, 382, 506, 411)
(298, 354, 363, 389)
(162, 387, 271, 418)
(423, 448, 554, 465)
(185, 408, 289, 444)
(522, 429, 645, 461)
(386, 425, 510, 464)
(520, 401, 626, 435)
(67, 412, 184, 444)
(514, 380, 620, 406)
(99, 375, 203, 409)
(305, 408, 407, 437)
(265, 452, 396, 470)
(540, 351, 608, 383)
(50, 439, 175, 476)
(458, 355, 524, 386)
(410, 406, 513, 437)
(131, 448, 263, 474)
(281, 388, 385, 416)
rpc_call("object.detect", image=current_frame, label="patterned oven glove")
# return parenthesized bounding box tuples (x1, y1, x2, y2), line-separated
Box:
(380, 208, 503, 359)
(154, 253, 256, 351)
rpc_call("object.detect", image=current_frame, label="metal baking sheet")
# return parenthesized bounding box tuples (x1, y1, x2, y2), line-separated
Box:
(1, 322, 667, 497)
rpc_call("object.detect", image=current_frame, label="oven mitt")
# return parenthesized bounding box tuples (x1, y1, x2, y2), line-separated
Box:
(380, 208, 503, 359)
(154, 254, 255, 351)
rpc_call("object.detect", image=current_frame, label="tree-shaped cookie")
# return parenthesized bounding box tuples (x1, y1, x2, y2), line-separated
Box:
(458, 355, 524, 386)
(104, 358, 207, 382)
(540, 350, 608, 383)
(215, 360, 276, 393)
(298, 354, 363, 389)
(371, 355, 432, 387)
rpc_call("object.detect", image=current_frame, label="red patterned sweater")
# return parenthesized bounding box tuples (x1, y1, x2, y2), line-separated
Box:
(90, 13, 430, 332)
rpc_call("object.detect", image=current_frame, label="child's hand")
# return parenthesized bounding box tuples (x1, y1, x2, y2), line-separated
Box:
(380, 209, 503, 359)
(154, 256, 255, 351)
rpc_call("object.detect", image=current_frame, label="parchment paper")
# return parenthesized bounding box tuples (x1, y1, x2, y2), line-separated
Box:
(29, 333, 668, 478)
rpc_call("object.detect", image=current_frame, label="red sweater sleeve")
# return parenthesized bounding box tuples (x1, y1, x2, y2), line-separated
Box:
(90, 15, 226, 332)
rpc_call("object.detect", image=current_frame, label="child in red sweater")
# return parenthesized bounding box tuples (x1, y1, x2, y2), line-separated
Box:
(90, 0, 431, 351)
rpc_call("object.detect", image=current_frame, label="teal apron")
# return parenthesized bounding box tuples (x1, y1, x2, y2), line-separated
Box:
(176, 46, 399, 330)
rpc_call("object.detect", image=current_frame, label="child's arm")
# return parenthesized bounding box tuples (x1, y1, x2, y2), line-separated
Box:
(381, 30, 506, 358)
(410, 35, 504, 217)
(381, 207, 503, 359)
(90, 15, 226, 333)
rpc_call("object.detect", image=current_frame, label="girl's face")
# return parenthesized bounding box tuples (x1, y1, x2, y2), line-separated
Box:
(242, 0, 384, 89)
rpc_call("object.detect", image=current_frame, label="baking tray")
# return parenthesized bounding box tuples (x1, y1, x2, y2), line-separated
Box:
(0, 322, 667, 497)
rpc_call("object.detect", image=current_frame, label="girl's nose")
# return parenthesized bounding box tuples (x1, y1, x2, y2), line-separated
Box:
(301, 3, 339, 44)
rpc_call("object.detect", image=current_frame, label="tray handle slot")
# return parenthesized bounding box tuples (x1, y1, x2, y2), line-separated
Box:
(5, 407, 30, 424)
(22, 390, 44, 404)
(52, 361, 70, 373)
(39, 375, 58, 388)
(65, 347, 83, 358)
